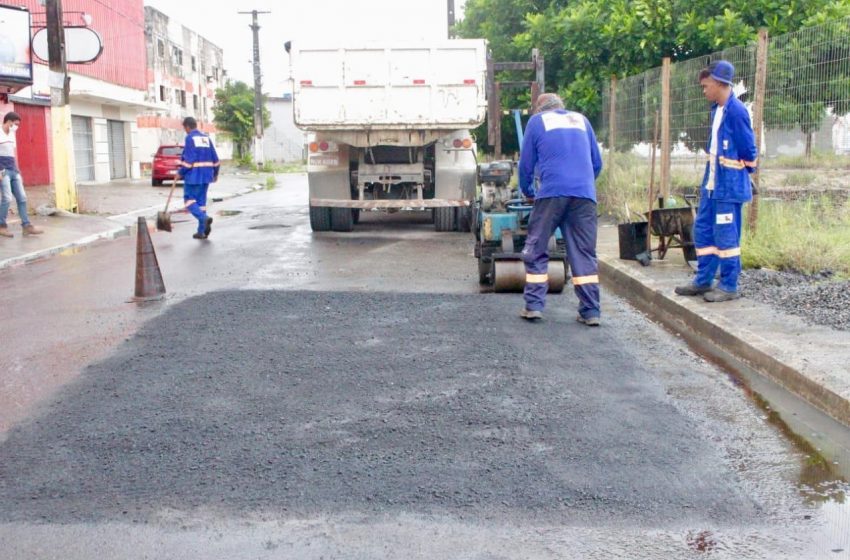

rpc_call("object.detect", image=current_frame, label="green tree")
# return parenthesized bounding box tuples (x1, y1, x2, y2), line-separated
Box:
(212, 81, 271, 158)
(458, 0, 850, 152)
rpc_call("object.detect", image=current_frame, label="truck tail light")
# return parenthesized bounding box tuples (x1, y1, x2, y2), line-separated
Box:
(452, 138, 473, 149)
(309, 142, 319, 153)
(353, 80, 366, 86)
(463, 79, 476, 85)
(462, 138, 473, 149)
(300, 80, 313, 87)
(413, 79, 426, 85)
(452, 139, 463, 148)
(319, 141, 329, 151)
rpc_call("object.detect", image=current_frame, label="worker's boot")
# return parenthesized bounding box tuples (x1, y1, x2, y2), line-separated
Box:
(520, 308, 542, 321)
(0, 226, 13, 238)
(204, 217, 213, 237)
(22, 224, 43, 236)
(674, 283, 713, 296)
(703, 289, 740, 303)
(577, 315, 601, 327)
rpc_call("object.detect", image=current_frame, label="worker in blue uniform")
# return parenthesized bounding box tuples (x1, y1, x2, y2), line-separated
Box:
(179, 117, 219, 239)
(518, 93, 604, 326)
(675, 60, 757, 302)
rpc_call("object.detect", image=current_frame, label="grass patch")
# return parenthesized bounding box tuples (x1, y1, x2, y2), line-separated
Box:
(598, 152, 697, 222)
(742, 196, 850, 277)
(762, 151, 850, 170)
(265, 176, 278, 190)
(781, 171, 817, 188)
(258, 161, 306, 174)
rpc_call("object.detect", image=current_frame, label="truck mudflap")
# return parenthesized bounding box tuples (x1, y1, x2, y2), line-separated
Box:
(309, 199, 471, 209)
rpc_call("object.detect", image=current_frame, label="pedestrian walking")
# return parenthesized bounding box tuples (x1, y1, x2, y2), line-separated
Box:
(675, 60, 757, 302)
(0, 112, 43, 238)
(178, 117, 219, 239)
(517, 93, 603, 326)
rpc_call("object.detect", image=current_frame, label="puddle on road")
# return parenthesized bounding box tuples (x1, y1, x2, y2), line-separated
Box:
(249, 223, 292, 230)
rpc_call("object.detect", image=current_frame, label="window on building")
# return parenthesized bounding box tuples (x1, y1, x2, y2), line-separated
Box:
(157, 39, 164, 58)
(172, 46, 183, 66)
(193, 94, 199, 110)
(178, 90, 186, 108)
(191, 56, 196, 71)
(212, 66, 219, 81)
(159, 85, 166, 102)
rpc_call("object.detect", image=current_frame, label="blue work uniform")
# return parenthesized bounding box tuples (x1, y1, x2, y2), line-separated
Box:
(178, 129, 220, 234)
(693, 93, 757, 293)
(518, 109, 603, 319)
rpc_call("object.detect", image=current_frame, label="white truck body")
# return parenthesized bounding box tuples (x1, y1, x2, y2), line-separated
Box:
(289, 40, 488, 232)
(292, 40, 487, 133)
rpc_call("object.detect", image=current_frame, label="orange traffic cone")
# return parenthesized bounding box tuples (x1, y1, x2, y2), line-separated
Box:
(133, 217, 166, 302)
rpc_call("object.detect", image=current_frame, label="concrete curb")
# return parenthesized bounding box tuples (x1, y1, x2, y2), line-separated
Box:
(0, 226, 131, 271)
(598, 255, 850, 429)
(0, 183, 267, 271)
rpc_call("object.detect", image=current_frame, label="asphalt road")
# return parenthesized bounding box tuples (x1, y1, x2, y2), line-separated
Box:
(0, 174, 847, 559)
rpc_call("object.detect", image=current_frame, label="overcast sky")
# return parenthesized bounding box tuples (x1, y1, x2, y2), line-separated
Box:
(143, 0, 467, 96)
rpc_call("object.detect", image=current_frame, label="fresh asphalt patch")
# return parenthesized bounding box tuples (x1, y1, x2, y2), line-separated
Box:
(0, 290, 758, 525)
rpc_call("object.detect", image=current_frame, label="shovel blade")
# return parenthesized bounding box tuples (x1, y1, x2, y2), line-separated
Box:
(156, 211, 172, 232)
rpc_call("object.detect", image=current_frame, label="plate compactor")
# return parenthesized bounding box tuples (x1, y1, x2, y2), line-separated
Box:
(472, 161, 568, 293)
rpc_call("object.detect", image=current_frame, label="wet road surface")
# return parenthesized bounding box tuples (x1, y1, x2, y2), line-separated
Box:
(0, 174, 848, 558)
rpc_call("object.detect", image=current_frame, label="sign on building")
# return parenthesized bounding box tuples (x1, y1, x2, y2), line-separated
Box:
(0, 4, 33, 94)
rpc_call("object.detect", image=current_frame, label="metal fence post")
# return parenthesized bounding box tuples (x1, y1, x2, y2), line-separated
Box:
(661, 57, 672, 204)
(608, 75, 617, 191)
(749, 28, 769, 235)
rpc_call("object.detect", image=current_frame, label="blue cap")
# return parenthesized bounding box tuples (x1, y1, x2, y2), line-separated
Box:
(709, 60, 735, 85)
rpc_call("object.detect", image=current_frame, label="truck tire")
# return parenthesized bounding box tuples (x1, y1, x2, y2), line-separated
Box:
(352, 209, 360, 225)
(309, 205, 332, 232)
(434, 207, 456, 232)
(331, 208, 354, 232)
(457, 206, 472, 233)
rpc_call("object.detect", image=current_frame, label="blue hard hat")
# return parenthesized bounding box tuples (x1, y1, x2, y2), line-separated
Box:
(708, 60, 735, 85)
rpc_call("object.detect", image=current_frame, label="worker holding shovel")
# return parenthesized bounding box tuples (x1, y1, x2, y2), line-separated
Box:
(178, 117, 219, 239)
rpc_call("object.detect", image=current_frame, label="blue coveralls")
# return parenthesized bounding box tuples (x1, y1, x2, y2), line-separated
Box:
(518, 109, 603, 319)
(693, 94, 757, 293)
(179, 129, 220, 234)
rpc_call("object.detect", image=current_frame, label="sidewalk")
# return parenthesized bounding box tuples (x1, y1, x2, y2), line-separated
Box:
(597, 223, 850, 430)
(0, 173, 269, 270)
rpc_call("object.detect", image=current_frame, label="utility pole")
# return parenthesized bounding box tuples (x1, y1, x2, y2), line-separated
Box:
(45, 0, 77, 211)
(447, 0, 455, 38)
(238, 10, 270, 168)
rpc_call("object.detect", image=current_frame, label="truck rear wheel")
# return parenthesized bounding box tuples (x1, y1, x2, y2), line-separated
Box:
(331, 208, 354, 232)
(434, 207, 456, 232)
(457, 206, 472, 233)
(309, 205, 332, 232)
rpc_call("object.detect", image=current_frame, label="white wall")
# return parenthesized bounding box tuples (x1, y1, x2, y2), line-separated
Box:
(264, 98, 306, 163)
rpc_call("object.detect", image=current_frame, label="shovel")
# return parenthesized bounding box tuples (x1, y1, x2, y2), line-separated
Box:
(156, 177, 178, 232)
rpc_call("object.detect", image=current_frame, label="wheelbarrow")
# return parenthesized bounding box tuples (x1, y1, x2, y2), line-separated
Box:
(645, 194, 698, 267)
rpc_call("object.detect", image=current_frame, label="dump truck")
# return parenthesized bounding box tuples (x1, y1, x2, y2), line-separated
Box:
(288, 40, 488, 232)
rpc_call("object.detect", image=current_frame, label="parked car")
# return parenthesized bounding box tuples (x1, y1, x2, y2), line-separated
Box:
(151, 145, 183, 186)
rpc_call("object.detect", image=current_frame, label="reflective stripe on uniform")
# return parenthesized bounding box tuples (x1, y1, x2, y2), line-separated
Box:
(743, 159, 758, 168)
(180, 161, 193, 168)
(696, 246, 718, 257)
(526, 273, 549, 283)
(718, 156, 745, 170)
(716, 247, 741, 258)
(572, 274, 599, 286)
(191, 161, 220, 168)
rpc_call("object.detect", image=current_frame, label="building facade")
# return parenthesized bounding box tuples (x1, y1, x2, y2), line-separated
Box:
(1, 0, 152, 185)
(138, 6, 231, 167)
(263, 94, 306, 163)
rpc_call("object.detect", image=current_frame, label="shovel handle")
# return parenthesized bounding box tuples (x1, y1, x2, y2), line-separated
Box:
(164, 176, 178, 213)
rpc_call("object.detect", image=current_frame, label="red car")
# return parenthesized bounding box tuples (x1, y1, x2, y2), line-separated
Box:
(151, 145, 183, 186)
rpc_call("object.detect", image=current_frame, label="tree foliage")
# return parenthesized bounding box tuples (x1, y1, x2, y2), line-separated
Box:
(212, 81, 271, 157)
(458, 0, 850, 152)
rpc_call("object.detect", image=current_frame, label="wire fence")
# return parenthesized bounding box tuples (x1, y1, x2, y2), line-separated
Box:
(600, 16, 850, 212)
